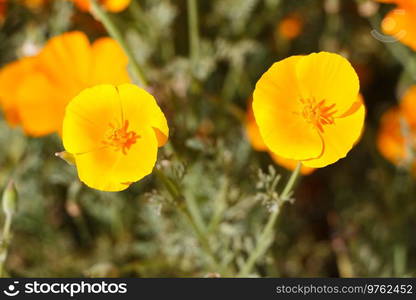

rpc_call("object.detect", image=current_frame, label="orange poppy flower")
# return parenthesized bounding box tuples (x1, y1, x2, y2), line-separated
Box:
(277, 14, 303, 40)
(0, 31, 131, 136)
(253, 52, 365, 168)
(0, 57, 35, 126)
(377, 108, 408, 166)
(245, 99, 315, 175)
(378, 0, 416, 50)
(62, 84, 169, 192)
(69, 0, 131, 13)
(377, 86, 416, 168)
(22, 0, 49, 9)
(0, 0, 5, 23)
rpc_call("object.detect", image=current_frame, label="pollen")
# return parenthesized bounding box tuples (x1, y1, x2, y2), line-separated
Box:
(300, 98, 337, 133)
(103, 120, 140, 154)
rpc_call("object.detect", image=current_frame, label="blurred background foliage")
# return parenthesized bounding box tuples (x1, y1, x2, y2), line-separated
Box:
(0, 0, 415, 277)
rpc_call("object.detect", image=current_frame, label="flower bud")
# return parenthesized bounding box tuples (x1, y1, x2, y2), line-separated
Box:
(55, 151, 76, 165)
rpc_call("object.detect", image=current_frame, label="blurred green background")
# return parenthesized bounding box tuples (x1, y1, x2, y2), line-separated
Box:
(0, 0, 415, 277)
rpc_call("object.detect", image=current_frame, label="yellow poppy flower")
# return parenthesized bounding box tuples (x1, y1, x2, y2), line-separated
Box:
(253, 52, 365, 168)
(0, 31, 131, 136)
(62, 84, 169, 192)
(245, 99, 315, 175)
(70, 0, 131, 13)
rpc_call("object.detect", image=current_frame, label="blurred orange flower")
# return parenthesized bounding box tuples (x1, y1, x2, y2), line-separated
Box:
(378, 0, 416, 50)
(0, 31, 131, 136)
(70, 0, 131, 13)
(377, 86, 416, 168)
(0, 57, 35, 125)
(253, 52, 365, 168)
(0, 0, 6, 23)
(401, 85, 416, 127)
(62, 84, 169, 191)
(277, 14, 303, 40)
(377, 0, 416, 9)
(245, 99, 315, 175)
(22, 0, 49, 9)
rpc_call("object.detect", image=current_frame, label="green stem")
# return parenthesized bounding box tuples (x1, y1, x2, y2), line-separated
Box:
(184, 193, 207, 236)
(221, 65, 242, 102)
(0, 213, 13, 277)
(2, 217, 12, 242)
(207, 177, 229, 233)
(280, 163, 301, 200)
(178, 206, 219, 270)
(154, 169, 220, 270)
(238, 163, 302, 277)
(187, 0, 200, 68)
(90, 0, 148, 87)
(154, 169, 181, 201)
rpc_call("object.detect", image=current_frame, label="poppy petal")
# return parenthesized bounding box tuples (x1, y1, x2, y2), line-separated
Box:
(253, 55, 323, 161)
(63, 85, 121, 154)
(37, 31, 91, 93)
(103, 0, 131, 12)
(296, 52, 360, 116)
(245, 100, 268, 151)
(382, 9, 416, 51)
(269, 153, 315, 175)
(0, 58, 35, 126)
(117, 84, 169, 147)
(17, 72, 66, 136)
(302, 103, 365, 168)
(73, 126, 157, 192)
(90, 37, 131, 85)
(377, 107, 407, 165)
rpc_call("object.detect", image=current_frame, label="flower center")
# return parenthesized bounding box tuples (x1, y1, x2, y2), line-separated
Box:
(300, 98, 337, 133)
(103, 120, 140, 155)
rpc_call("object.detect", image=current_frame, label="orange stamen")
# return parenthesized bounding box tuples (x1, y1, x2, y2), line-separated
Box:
(103, 120, 140, 154)
(300, 98, 337, 133)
